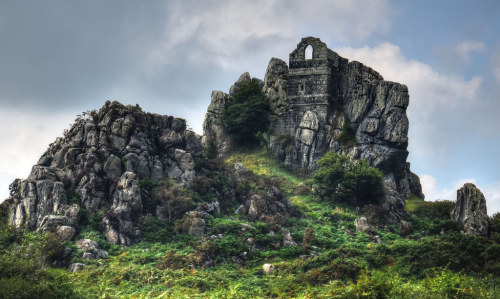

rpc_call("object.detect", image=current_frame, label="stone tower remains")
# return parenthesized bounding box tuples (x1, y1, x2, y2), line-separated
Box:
(205, 36, 424, 210)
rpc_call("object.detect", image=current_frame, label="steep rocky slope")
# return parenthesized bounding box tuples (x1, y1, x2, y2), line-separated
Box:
(8, 101, 203, 245)
(7, 101, 301, 246)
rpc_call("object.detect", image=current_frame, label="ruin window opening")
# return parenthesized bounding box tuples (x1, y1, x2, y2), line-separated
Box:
(300, 83, 305, 92)
(305, 45, 313, 60)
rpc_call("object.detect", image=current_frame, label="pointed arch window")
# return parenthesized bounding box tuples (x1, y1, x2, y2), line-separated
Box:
(305, 45, 313, 60)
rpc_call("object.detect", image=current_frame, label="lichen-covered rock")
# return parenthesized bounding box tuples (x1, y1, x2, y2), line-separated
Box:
(263, 263, 276, 275)
(247, 194, 267, 221)
(8, 101, 202, 245)
(229, 72, 252, 96)
(75, 239, 108, 260)
(451, 183, 490, 236)
(354, 217, 373, 234)
(69, 263, 86, 273)
(282, 229, 297, 247)
(56, 225, 76, 241)
(181, 211, 207, 237)
(263, 58, 288, 115)
(202, 91, 232, 157)
(196, 201, 220, 217)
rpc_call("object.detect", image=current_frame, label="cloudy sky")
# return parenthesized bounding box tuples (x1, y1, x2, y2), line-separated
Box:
(1, 0, 499, 214)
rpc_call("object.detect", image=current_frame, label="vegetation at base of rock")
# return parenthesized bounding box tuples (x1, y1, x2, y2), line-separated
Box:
(0, 225, 77, 298)
(221, 79, 271, 146)
(406, 197, 456, 219)
(338, 118, 356, 146)
(313, 152, 384, 206)
(1, 149, 499, 298)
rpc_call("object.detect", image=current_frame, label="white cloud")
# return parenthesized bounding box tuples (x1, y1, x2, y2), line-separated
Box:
(149, 0, 391, 73)
(334, 43, 484, 162)
(0, 108, 74, 201)
(335, 43, 483, 118)
(456, 41, 485, 54)
(483, 183, 500, 216)
(454, 40, 485, 62)
(421, 174, 500, 215)
(421, 174, 475, 202)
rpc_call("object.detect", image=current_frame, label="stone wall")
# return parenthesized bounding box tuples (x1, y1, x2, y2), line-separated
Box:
(264, 37, 423, 208)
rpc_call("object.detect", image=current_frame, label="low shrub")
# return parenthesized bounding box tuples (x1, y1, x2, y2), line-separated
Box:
(156, 251, 190, 270)
(139, 214, 171, 243)
(393, 233, 499, 277)
(313, 152, 384, 206)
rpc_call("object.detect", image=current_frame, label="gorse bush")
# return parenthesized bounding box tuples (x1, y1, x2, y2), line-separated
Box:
(154, 184, 195, 223)
(221, 78, 270, 146)
(139, 214, 172, 243)
(393, 232, 500, 277)
(313, 152, 384, 206)
(406, 198, 456, 219)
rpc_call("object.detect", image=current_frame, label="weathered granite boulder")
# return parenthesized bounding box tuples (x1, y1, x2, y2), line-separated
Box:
(75, 239, 108, 260)
(196, 201, 220, 217)
(56, 225, 76, 241)
(238, 192, 299, 224)
(354, 217, 373, 234)
(69, 263, 86, 273)
(282, 229, 297, 247)
(263, 263, 276, 275)
(8, 101, 202, 245)
(229, 72, 252, 96)
(451, 183, 489, 236)
(263, 58, 289, 115)
(181, 211, 207, 237)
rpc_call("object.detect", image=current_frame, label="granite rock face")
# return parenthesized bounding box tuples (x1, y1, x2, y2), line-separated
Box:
(203, 37, 423, 211)
(201, 91, 232, 157)
(451, 183, 489, 236)
(8, 101, 202, 245)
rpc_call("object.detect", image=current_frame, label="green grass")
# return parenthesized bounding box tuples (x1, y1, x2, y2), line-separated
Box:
(1, 148, 499, 298)
(226, 148, 305, 191)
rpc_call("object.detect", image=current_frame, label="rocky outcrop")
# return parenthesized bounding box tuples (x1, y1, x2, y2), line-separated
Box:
(354, 217, 373, 234)
(75, 239, 108, 260)
(8, 101, 202, 245)
(451, 183, 489, 236)
(68, 263, 86, 273)
(263, 263, 276, 275)
(282, 229, 297, 247)
(202, 73, 264, 156)
(201, 91, 232, 157)
(203, 37, 423, 211)
(234, 186, 300, 224)
(180, 211, 207, 237)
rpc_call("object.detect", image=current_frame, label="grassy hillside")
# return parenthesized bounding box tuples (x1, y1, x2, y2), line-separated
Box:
(1, 149, 499, 298)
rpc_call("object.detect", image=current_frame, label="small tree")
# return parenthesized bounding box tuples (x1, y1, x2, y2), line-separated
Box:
(313, 152, 383, 205)
(221, 79, 270, 146)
